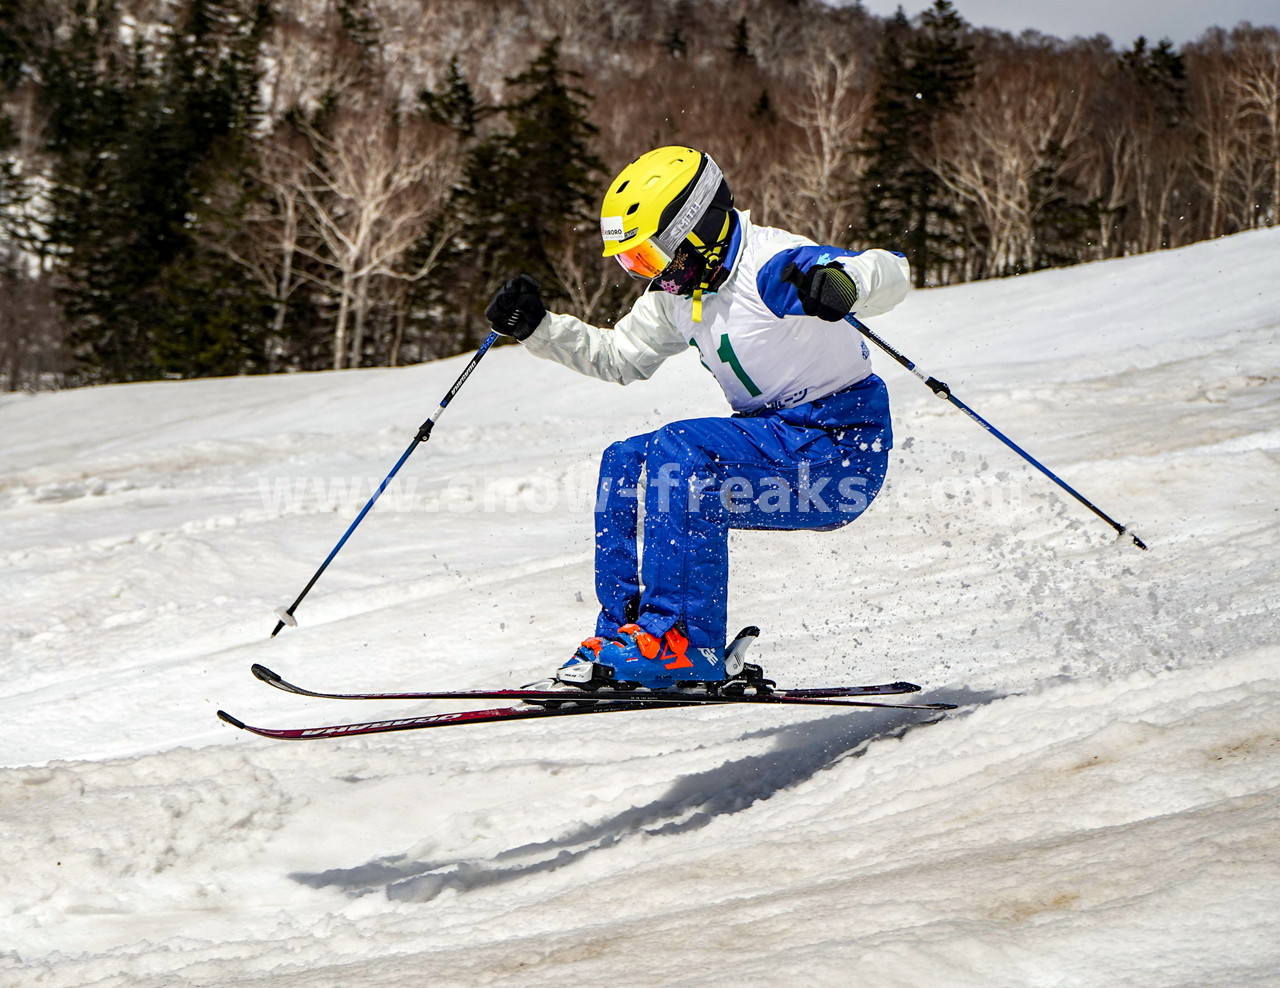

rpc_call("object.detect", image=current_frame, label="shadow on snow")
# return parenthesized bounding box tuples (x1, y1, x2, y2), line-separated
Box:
(291, 687, 990, 903)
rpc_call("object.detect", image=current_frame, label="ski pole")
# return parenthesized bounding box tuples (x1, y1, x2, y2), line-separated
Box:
(846, 314, 1147, 550)
(270, 331, 501, 637)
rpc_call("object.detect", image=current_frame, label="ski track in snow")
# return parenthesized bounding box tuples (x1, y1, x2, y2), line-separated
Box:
(1, 228, 1278, 986)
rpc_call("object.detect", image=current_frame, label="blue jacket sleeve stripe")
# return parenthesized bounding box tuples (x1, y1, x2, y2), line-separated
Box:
(756, 245, 865, 317)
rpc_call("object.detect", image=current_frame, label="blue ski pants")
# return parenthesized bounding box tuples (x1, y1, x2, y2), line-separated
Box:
(593, 375, 892, 651)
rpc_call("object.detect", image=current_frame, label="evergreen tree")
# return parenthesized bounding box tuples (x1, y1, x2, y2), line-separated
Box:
(147, 0, 274, 377)
(0, 114, 28, 249)
(665, 1, 694, 58)
(42, 0, 272, 382)
(1121, 36, 1188, 127)
(730, 18, 751, 60)
(336, 0, 380, 53)
(0, 0, 26, 91)
(459, 39, 603, 311)
(421, 57, 481, 138)
(1115, 35, 1193, 249)
(861, 1, 974, 287)
(665, 26, 689, 58)
(751, 89, 776, 124)
(1029, 141, 1100, 271)
(40, 0, 150, 379)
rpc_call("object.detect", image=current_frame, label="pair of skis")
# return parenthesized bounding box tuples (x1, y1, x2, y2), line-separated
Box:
(218, 659, 957, 742)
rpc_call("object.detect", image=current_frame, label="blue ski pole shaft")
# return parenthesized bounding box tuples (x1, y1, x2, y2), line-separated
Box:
(270, 332, 501, 637)
(847, 315, 1146, 550)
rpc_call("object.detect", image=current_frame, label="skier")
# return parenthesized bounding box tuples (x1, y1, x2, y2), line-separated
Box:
(486, 145, 910, 691)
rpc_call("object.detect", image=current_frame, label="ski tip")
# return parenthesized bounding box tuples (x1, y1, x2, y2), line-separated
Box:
(217, 710, 247, 730)
(734, 626, 761, 640)
(893, 681, 922, 693)
(251, 664, 282, 684)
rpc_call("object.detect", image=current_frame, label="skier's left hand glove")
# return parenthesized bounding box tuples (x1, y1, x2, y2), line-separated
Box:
(781, 261, 859, 321)
(486, 274, 546, 341)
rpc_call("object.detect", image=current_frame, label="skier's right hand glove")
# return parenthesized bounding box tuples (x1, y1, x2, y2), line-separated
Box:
(781, 261, 859, 321)
(486, 274, 546, 341)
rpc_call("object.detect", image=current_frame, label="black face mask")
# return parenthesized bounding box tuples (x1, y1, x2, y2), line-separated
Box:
(653, 241, 715, 297)
(651, 210, 736, 298)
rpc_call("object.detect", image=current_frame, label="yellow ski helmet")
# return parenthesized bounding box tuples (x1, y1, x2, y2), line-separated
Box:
(599, 146, 734, 282)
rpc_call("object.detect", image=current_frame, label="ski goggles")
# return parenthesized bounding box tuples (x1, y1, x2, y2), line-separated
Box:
(613, 238, 673, 280)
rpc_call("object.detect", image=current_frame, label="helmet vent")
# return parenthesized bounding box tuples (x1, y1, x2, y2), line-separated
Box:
(626, 203, 639, 214)
(616, 180, 629, 193)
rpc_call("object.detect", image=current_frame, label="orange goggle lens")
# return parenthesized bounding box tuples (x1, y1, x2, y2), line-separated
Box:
(613, 239, 672, 280)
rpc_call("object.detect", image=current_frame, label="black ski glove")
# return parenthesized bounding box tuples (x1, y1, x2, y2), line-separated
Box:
(780, 261, 859, 321)
(486, 274, 546, 341)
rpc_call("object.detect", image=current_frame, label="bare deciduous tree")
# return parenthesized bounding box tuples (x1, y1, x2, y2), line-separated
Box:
(212, 127, 313, 356)
(929, 45, 1094, 275)
(546, 233, 633, 326)
(294, 103, 461, 369)
(1188, 39, 1246, 239)
(767, 44, 872, 244)
(1230, 26, 1280, 228)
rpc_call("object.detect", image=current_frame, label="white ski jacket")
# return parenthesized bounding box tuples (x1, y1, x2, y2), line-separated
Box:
(521, 210, 910, 414)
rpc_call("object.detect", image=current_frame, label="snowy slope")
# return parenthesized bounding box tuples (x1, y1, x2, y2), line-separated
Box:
(2, 228, 1278, 987)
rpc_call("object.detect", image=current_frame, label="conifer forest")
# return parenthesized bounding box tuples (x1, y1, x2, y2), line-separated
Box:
(1, 0, 1277, 389)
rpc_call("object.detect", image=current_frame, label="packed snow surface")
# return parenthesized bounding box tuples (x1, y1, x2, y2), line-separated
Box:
(2, 229, 1278, 987)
